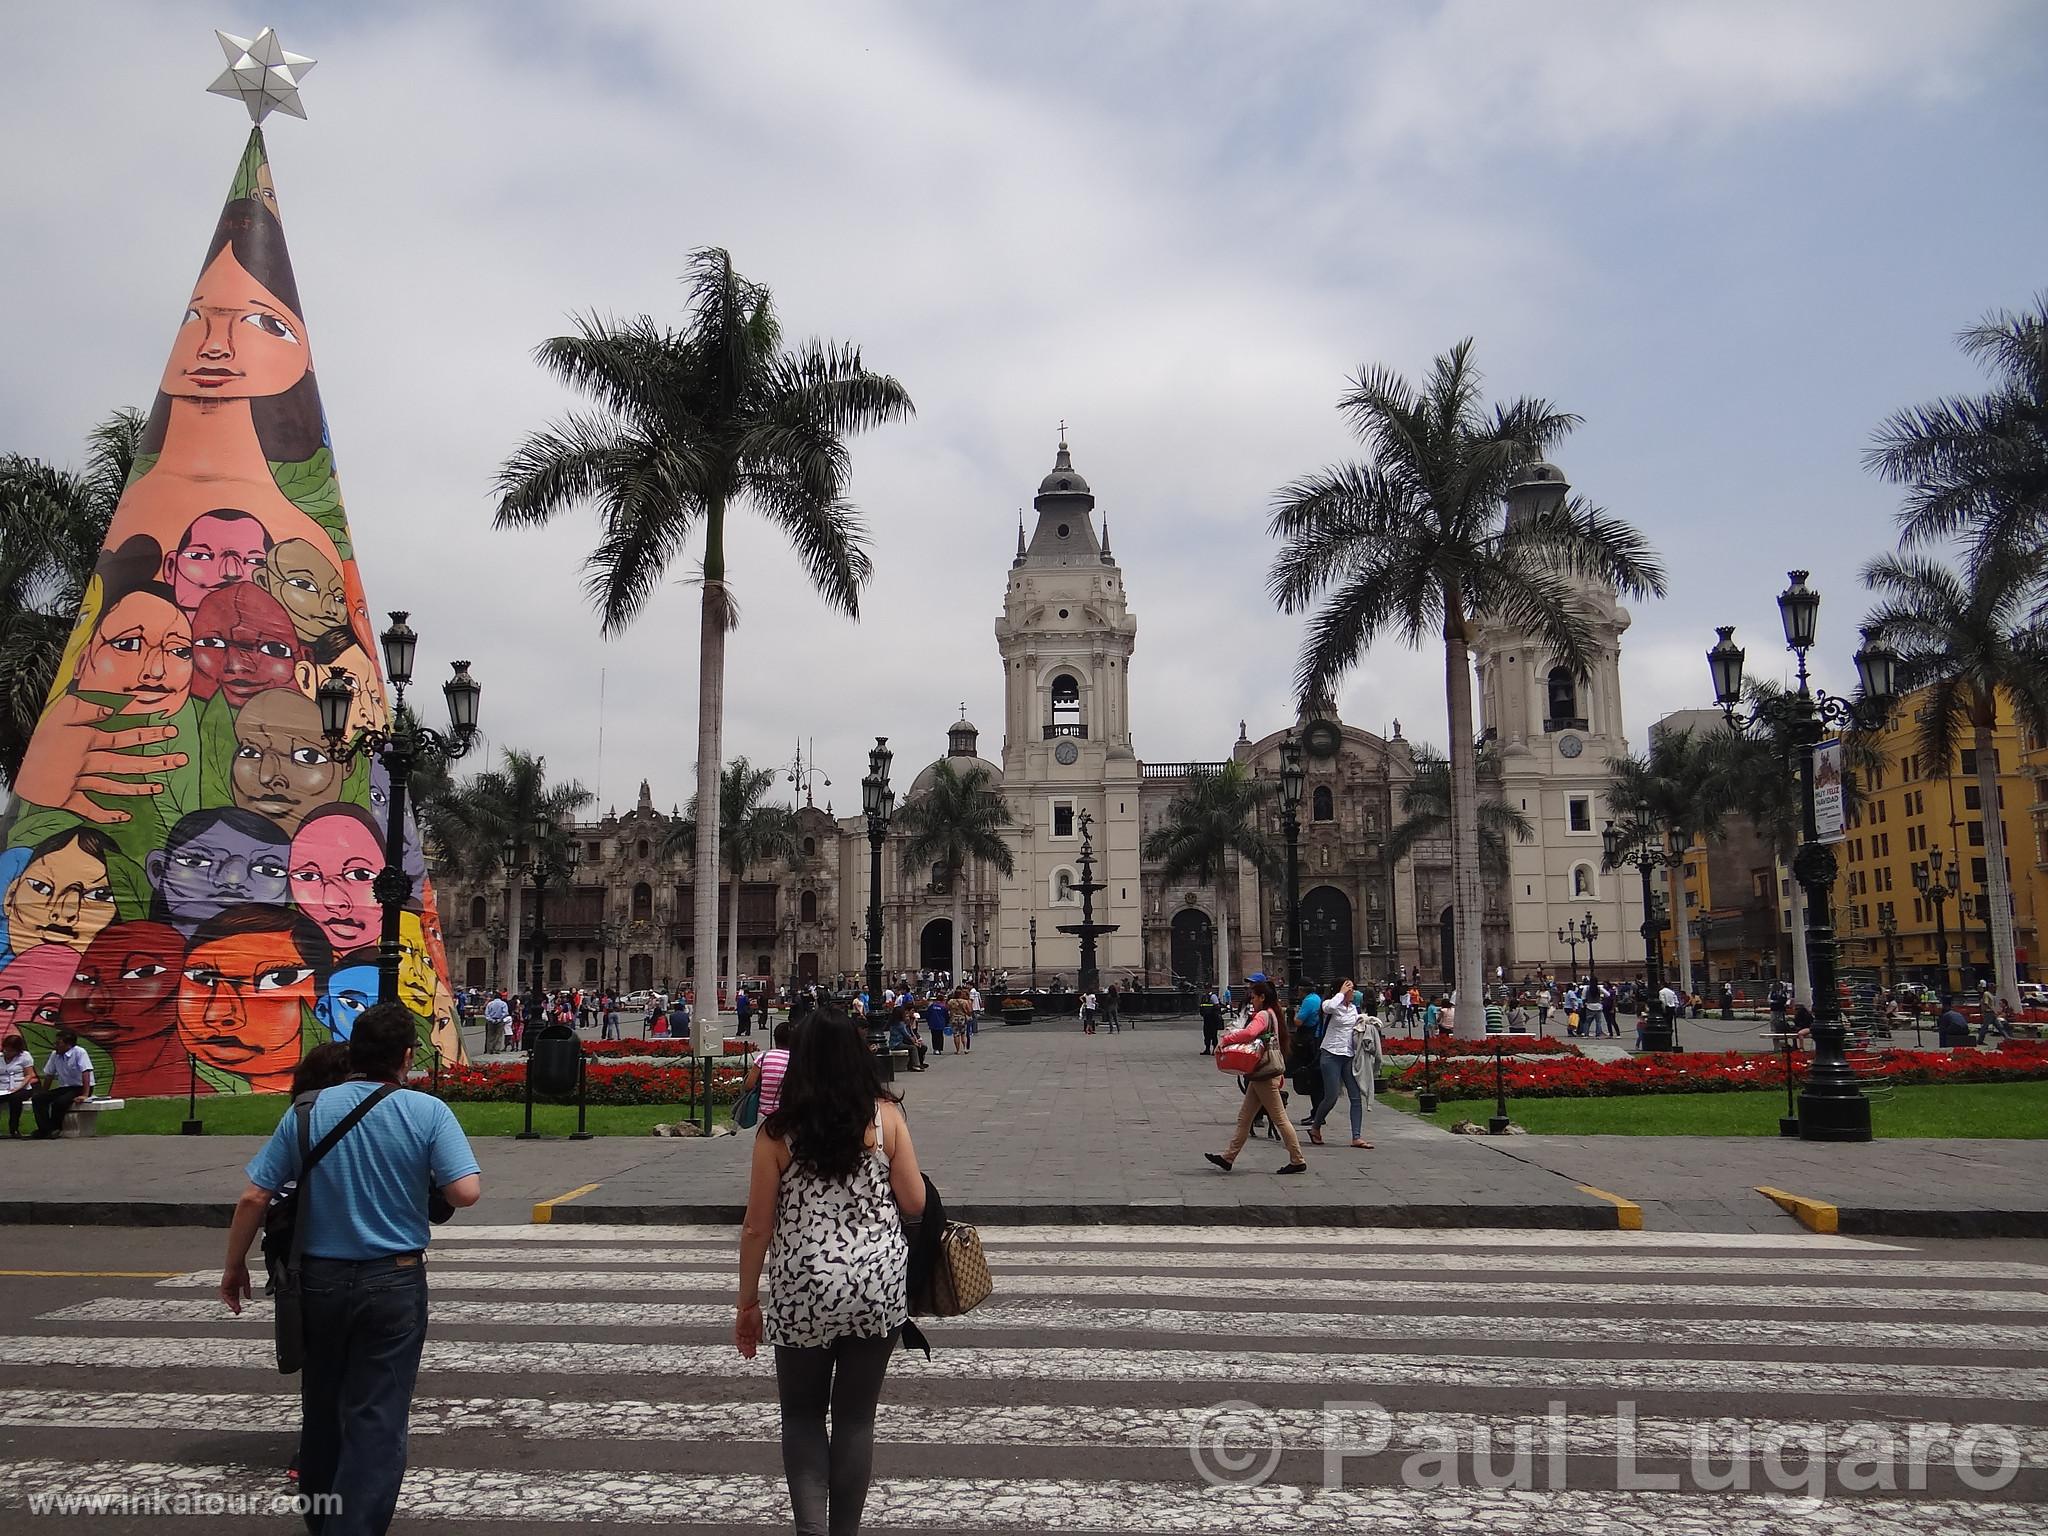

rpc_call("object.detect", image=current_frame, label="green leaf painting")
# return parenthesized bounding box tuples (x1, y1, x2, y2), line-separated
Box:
(270, 447, 350, 562)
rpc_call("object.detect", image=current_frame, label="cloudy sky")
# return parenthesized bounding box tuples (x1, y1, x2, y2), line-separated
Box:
(5, 1, 2045, 815)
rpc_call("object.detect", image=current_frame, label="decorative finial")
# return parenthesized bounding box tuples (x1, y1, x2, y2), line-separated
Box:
(207, 28, 316, 123)
(1058, 418, 1067, 446)
(1016, 511, 1026, 557)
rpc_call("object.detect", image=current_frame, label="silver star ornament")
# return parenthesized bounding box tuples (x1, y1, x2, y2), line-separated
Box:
(207, 27, 316, 123)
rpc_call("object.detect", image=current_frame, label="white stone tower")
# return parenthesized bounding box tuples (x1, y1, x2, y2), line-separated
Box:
(1469, 460, 1644, 976)
(994, 432, 1143, 982)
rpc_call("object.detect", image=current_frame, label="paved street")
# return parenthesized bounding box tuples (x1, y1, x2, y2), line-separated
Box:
(0, 1221, 2042, 1531)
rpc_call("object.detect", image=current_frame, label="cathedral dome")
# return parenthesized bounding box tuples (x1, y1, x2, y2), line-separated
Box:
(1034, 431, 1094, 505)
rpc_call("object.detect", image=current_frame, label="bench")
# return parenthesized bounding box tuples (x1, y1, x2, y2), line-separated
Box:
(59, 1098, 126, 1138)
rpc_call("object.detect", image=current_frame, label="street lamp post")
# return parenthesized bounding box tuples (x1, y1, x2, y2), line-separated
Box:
(1877, 902, 1900, 991)
(1578, 913, 1600, 984)
(1279, 732, 1306, 997)
(316, 612, 481, 1009)
(1913, 850, 1953, 998)
(1708, 569, 1899, 1142)
(1556, 923, 1581, 979)
(1029, 916, 1038, 992)
(861, 737, 894, 1008)
(1605, 819, 1678, 1051)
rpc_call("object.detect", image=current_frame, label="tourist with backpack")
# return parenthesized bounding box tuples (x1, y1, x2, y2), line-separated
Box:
(736, 1006, 927, 1536)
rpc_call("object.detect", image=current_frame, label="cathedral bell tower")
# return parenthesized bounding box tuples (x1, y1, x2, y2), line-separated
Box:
(994, 431, 1142, 982)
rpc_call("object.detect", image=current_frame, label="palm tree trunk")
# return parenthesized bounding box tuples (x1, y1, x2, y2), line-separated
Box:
(504, 878, 522, 996)
(1215, 877, 1231, 1001)
(691, 508, 728, 1056)
(1668, 835, 1694, 993)
(1974, 717, 2020, 1006)
(1443, 617, 1486, 1016)
(727, 858, 743, 1018)
(951, 866, 966, 983)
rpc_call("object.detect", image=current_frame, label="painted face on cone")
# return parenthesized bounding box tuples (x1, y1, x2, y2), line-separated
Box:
(5, 837, 117, 953)
(317, 961, 378, 1041)
(0, 946, 79, 1036)
(61, 921, 184, 1049)
(191, 583, 301, 707)
(164, 511, 271, 615)
(160, 244, 310, 400)
(176, 925, 317, 1079)
(288, 809, 382, 955)
(76, 590, 194, 718)
(398, 910, 435, 1016)
(229, 688, 341, 833)
(146, 810, 291, 936)
(258, 538, 347, 643)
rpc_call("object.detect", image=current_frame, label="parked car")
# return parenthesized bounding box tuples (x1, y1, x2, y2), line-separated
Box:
(620, 989, 661, 1010)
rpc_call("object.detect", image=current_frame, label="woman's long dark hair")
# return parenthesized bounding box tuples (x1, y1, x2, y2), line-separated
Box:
(761, 1004, 899, 1181)
(1248, 976, 1292, 1058)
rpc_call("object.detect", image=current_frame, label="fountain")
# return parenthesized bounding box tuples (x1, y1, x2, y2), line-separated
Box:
(1055, 811, 1119, 994)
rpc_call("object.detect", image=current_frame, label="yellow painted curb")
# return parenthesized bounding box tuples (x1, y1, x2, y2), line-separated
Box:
(1576, 1185, 1644, 1231)
(531, 1182, 601, 1225)
(1757, 1185, 1839, 1234)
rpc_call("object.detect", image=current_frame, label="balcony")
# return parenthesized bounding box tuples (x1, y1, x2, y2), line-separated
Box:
(1044, 723, 1089, 739)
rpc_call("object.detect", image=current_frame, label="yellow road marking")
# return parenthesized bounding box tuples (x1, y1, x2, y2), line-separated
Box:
(1757, 1185, 1840, 1234)
(531, 1182, 601, 1225)
(1576, 1185, 1644, 1231)
(0, 1270, 183, 1279)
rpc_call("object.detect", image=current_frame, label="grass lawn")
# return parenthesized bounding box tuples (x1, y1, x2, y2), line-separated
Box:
(1382, 1080, 2048, 1137)
(104, 1096, 730, 1137)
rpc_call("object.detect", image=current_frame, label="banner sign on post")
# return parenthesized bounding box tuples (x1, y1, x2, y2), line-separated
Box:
(1813, 739, 1846, 843)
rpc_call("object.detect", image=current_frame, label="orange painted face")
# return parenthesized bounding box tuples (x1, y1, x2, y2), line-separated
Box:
(160, 245, 309, 401)
(175, 926, 316, 1079)
(77, 590, 194, 717)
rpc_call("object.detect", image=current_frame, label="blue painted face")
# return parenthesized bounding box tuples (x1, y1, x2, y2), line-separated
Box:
(316, 962, 378, 1040)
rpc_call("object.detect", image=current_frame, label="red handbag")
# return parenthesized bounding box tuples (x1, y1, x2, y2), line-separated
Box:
(1215, 1020, 1270, 1075)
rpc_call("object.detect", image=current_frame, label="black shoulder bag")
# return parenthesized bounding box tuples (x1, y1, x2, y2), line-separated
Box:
(262, 1083, 398, 1374)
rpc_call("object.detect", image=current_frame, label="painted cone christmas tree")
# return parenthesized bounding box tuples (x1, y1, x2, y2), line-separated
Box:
(2, 121, 460, 1096)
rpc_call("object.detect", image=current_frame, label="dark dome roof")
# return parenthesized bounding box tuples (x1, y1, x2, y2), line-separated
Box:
(1037, 434, 1090, 497)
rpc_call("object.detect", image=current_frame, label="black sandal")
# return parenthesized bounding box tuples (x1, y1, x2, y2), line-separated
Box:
(1204, 1153, 1234, 1172)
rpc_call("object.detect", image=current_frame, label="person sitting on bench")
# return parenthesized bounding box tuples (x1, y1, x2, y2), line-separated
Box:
(31, 1027, 94, 1139)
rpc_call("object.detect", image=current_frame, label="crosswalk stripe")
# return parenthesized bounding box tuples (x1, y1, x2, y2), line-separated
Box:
(6, 1389, 2045, 1469)
(147, 1267, 2048, 1312)
(427, 1222, 1905, 1250)
(3, 1334, 2040, 1398)
(1, 1459, 2039, 1533)
(47, 1295, 2041, 1350)
(364, 1245, 2048, 1280)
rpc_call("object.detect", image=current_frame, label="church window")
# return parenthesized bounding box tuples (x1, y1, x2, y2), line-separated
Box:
(1052, 799, 1075, 839)
(1312, 785, 1334, 823)
(636, 839, 650, 859)
(799, 890, 818, 923)
(1058, 609, 1069, 618)
(468, 895, 487, 928)
(1546, 667, 1583, 728)
(631, 882, 653, 921)
(802, 836, 817, 856)
(1568, 796, 1592, 832)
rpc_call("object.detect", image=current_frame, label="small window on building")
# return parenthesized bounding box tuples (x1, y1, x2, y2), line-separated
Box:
(582, 957, 598, 984)
(803, 836, 817, 856)
(1965, 785, 1982, 811)
(799, 890, 818, 923)
(1052, 800, 1075, 838)
(1312, 785, 1334, 822)
(1568, 796, 1592, 832)
(636, 839, 650, 859)
(631, 881, 653, 922)
(469, 895, 487, 928)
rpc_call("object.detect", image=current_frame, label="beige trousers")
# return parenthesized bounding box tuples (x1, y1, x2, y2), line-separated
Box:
(1222, 1074, 1304, 1162)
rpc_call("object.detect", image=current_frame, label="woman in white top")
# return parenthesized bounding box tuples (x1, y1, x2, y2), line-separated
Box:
(737, 1006, 926, 1536)
(1307, 981, 1374, 1149)
(0, 1033, 36, 1138)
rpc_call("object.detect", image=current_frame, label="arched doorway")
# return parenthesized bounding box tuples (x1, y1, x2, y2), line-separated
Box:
(1171, 908, 1215, 988)
(1438, 906, 1456, 987)
(920, 918, 953, 974)
(1300, 886, 1354, 991)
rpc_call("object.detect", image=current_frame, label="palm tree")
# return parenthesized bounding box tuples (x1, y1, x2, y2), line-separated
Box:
(895, 758, 1018, 979)
(1605, 727, 1728, 992)
(667, 757, 801, 1005)
(494, 248, 912, 1044)
(1381, 743, 1532, 966)
(0, 409, 145, 785)
(1267, 342, 1665, 1004)
(1142, 759, 1278, 991)
(1861, 546, 2048, 1008)
(1869, 293, 2048, 561)
(439, 749, 593, 994)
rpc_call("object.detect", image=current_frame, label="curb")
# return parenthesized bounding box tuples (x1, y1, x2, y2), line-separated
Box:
(541, 1201, 1625, 1229)
(1757, 1185, 1838, 1234)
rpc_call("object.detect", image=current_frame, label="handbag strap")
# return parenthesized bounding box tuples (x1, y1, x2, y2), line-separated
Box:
(288, 1083, 399, 1269)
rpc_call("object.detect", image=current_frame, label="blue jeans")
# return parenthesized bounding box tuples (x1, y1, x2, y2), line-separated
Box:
(1309, 1051, 1363, 1140)
(298, 1254, 429, 1535)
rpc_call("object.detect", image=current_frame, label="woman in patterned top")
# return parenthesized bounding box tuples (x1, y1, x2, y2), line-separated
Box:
(736, 1006, 927, 1536)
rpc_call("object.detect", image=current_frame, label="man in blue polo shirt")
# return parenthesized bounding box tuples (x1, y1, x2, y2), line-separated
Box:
(220, 1002, 481, 1536)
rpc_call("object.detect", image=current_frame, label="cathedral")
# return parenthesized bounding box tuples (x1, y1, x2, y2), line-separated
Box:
(436, 438, 1644, 997)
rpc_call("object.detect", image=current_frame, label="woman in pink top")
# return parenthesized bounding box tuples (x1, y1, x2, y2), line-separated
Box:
(743, 1018, 797, 1120)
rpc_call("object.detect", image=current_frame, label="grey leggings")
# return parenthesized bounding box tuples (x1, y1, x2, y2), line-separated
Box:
(773, 1329, 899, 1536)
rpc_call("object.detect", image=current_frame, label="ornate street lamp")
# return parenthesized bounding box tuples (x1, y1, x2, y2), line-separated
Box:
(862, 737, 894, 1008)
(1708, 571, 1898, 1142)
(317, 612, 480, 1009)
(1029, 915, 1038, 992)
(1557, 922, 1581, 979)
(1913, 850, 1953, 998)
(1278, 732, 1306, 995)
(1578, 912, 1600, 983)
(1877, 901, 1900, 992)
(1605, 819, 1679, 1050)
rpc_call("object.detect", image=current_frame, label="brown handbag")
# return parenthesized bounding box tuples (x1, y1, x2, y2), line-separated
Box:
(928, 1221, 993, 1316)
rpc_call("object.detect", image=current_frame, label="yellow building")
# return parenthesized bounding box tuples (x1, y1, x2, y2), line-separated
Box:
(1833, 682, 2037, 992)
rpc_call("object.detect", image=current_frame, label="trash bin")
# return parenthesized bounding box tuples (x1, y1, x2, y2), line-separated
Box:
(528, 1023, 581, 1098)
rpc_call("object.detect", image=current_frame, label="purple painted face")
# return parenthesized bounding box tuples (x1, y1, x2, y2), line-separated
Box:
(145, 813, 291, 936)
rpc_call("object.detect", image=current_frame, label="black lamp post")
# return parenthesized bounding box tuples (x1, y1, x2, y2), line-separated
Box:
(1913, 850, 1953, 998)
(1578, 912, 1600, 983)
(1557, 922, 1581, 979)
(1029, 916, 1038, 991)
(1279, 732, 1306, 996)
(861, 736, 894, 1007)
(317, 612, 481, 1010)
(1708, 570, 1898, 1142)
(502, 817, 578, 1020)
(1605, 818, 1678, 1051)
(1877, 901, 1900, 992)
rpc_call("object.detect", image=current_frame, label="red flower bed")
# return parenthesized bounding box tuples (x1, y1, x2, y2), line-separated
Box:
(1390, 1040, 2048, 1099)
(1379, 1036, 1581, 1058)
(432, 1059, 749, 1106)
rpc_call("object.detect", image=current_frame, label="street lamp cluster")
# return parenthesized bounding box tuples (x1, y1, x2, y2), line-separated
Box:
(1556, 913, 1598, 979)
(315, 611, 481, 1008)
(1708, 570, 1899, 1143)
